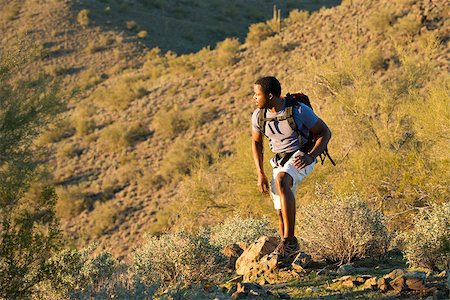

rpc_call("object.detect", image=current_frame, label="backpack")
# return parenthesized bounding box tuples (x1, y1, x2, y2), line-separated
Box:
(257, 92, 335, 166)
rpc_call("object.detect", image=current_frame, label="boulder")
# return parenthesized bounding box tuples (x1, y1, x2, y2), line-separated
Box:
(377, 277, 390, 292)
(231, 282, 266, 299)
(404, 271, 426, 291)
(337, 264, 355, 275)
(223, 244, 244, 270)
(390, 275, 406, 293)
(384, 269, 405, 281)
(363, 276, 378, 291)
(235, 236, 278, 275)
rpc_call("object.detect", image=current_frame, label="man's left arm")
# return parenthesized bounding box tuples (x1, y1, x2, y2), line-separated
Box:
(294, 118, 331, 169)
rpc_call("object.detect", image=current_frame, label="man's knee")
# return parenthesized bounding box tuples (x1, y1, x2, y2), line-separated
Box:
(275, 172, 293, 193)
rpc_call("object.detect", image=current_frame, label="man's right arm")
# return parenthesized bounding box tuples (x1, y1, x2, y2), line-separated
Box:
(252, 131, 269, 193)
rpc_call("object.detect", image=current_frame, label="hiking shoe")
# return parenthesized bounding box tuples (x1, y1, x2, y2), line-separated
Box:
(274, 237, 300, 263)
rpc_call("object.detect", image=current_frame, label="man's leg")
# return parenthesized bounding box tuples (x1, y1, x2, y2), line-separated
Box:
(276, 209, 284, 238)
(275, 172, 295, 239)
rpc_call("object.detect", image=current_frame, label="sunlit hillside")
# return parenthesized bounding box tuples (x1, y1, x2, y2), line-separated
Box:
(1, 0, 449, 297)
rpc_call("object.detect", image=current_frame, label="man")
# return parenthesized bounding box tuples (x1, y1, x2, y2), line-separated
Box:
(251, 76, 331, 261)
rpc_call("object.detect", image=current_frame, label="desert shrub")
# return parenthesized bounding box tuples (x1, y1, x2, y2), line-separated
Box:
(286, 9, 309, 25)
(133, 231, 225, 288)
(362, 44, 386, 72)
(89, 201, 119, 237)
(158, 138, 218, 181)
(98, 123, 131, 151)
(298, 188, 389, 264)
(245, 22, 275, 46)
(393, 13, 422, 36)
(260, 36, 284, 55)
(214, 38, 240, 67)
(46, 245, 117, 298)
(126, 20, 138, 30)
(210, 215, 277, 248)
(152, 105, 215, 138)
(36, 119, 74, 145)
(55, 185, 87, 220)
(72, 105, 96, 137)
(137, 30, 148, 38)
(85, 40, 101, 54)
(2, 2, 21, 21)
(77, 9, 90, 27)
(99, 35, 113, 47)
(79, 69, 103, 90)
(367, 7, 395, 33)
(126, 121, 150, 143)
(56, 142, 77, 159)
(94, 76, 145, 110)
(402, 202, 450, 270)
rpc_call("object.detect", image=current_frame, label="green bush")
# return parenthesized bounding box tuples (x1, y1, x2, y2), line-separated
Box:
(245, 22, 275, 46)
(46, 245, 117, 298)
(2, 3, 20, 21)
(77, 9, 90, 27)
(133, 231, 225, 288)
(55, 185, 87, 220)
(367, 8, 395, 33)
(152, 105, 216, 138)
(297, 188, 389, 264)
(72, 105, 96, 137)
(393, 13, 422, 36)
(210, 215, 277, 248)
(286, 9, 309, 25)
(158, 138, 218, 182)
(260, 36, 285, 55)
(402, 202, 450, 270)
(0, 48, 63, 299)
(126, 20, 138, 30)
(214, 38, 240, 67)
(89, 201, 119, 237)
(137, 30, 148, 38)
(98, 123, 131, 151)
(36, 119, 74, 145)
(56, 142, 77, 159)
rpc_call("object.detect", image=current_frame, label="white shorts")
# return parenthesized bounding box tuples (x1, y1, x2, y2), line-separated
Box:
(269, 150, 316, 210)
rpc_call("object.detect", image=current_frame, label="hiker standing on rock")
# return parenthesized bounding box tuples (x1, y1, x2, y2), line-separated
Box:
(251, 76, 332, 262)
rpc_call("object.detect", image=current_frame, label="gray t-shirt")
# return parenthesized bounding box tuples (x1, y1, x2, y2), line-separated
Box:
(252, 102, 319, 153)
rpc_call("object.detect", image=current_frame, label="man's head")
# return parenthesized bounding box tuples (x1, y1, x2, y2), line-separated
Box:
(253, 76, 281, 109)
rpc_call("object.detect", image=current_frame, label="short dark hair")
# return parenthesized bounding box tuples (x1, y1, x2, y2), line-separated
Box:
(255, 76, 281, 97)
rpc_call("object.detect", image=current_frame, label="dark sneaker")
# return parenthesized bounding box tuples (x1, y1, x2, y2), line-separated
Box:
(274, 237, 300, 263)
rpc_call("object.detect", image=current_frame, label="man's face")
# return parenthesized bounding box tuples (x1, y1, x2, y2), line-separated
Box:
(253, 84, 269, 109)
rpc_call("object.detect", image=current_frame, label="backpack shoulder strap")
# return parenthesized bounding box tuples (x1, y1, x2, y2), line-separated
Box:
(257, 108, 267, 136)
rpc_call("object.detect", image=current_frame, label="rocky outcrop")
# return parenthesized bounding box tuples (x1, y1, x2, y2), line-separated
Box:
(334, 269, 429, 294)
(235, 236, 278, 276)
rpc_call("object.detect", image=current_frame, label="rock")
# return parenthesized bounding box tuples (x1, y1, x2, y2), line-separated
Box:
(390, 275, 405, 293)
(292, 252, 312, 268)
(223, 244, 244, 270)
(342, 280, 355, 288)
(291, 261, 306, 273)
(377, 277, 390, 292)
(363, 276, 378, 291)
(337, 264, 355, 275)
(231, 282, 267, 299)
(316, 268, 329, 276)
(235, 236, 278, 275)
(404, 271, 426, 291)
(334, 275, 356, 282)
(384, 268, 405, 281)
